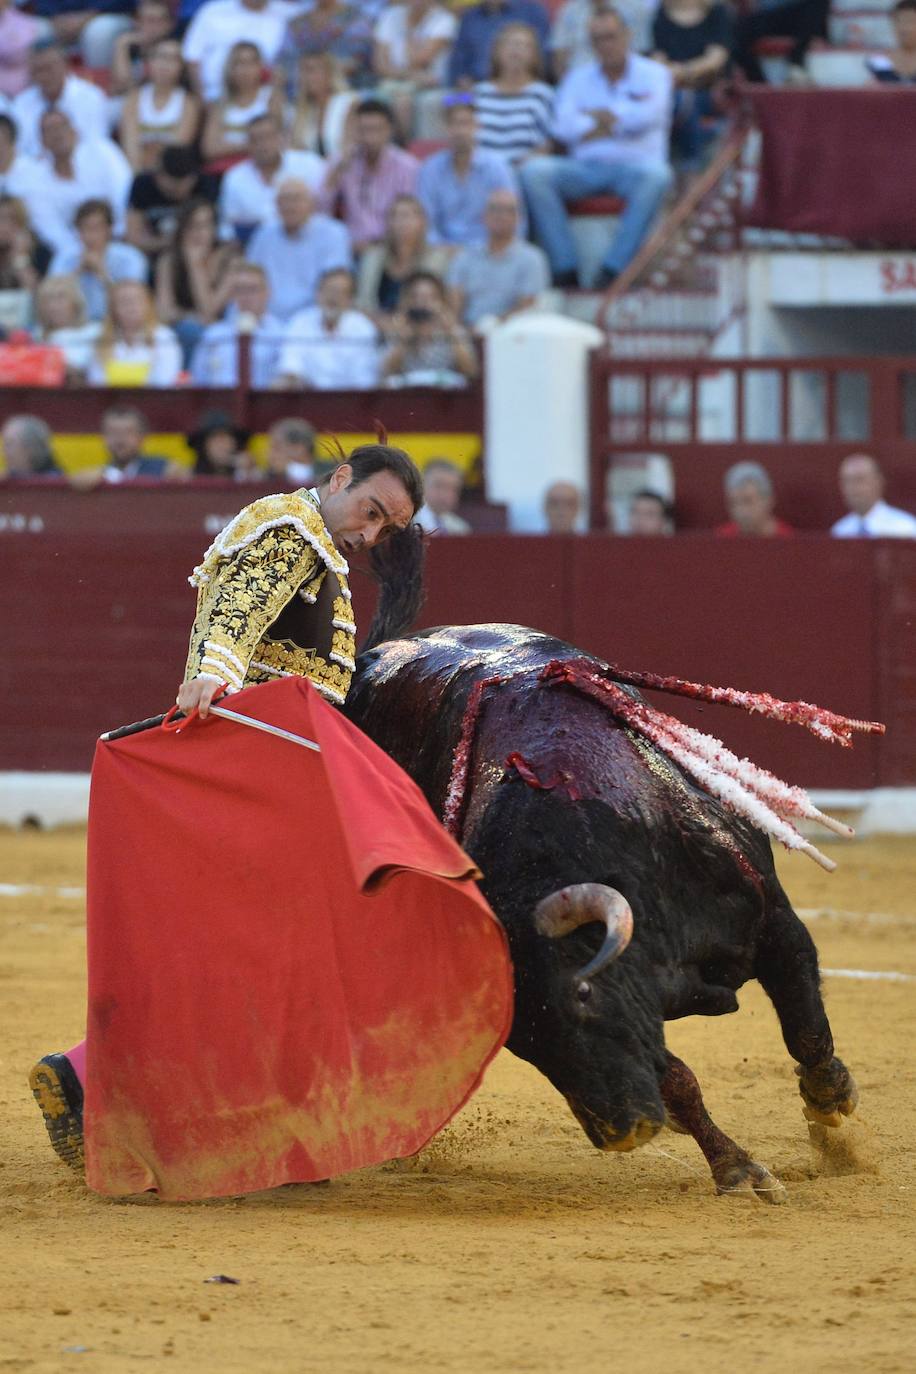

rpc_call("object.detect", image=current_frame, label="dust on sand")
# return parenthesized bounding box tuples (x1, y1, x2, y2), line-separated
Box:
(1, 829, 914, 1374)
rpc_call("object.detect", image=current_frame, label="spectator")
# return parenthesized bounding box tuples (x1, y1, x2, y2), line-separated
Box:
(415, 458, 471, 533)
(552, 0, 656, 77)
(626, 487, 674, 535)
(474, 23, 554, 165)
(100, 403, 171, 480)
(1, 414, 60, 477)
(87, 279, 182, 387)
(33, 273, 99, 380)
(417, 97, 519, 247)
(126, 145, 219, 259)
(182, 0, 289, 103)
(372, 1, 458, 135)
(275, 266, 379, 390)
(245, 178, 352, 321)
(37, 109, 133, 254)
(0, 0, 45, 102)
(49, 198, 146, 321)
(543, 479, 584, 532)
(119, 39, 200, 174)
(201, 41, 284, 166)
(831, 453, 916, 538)
(219, 114, 326, 241)
(447, 188, 548, 328)
(280, 2, 375, 90)
(110, 0, 175, 98)
(521, 10, 673, 289)
(188, 409, 254, 478)
(320, 99, 419, 254)
(380, 269, 478, 386)
(155, 197, 238, 364)
(0, 194, 49, 291)
(289, 52, 358, 162)
(0, 115, 45, 217)
(265, 416, 318, 485)
(715, 461, 793, 537)
(733, 0, 830, 84)
(356, 193, 452, 323)
(651, 0, 731, 170)
(30, 1, 133, 70)
(447, 0, 551, 87)
(191, 260, 284, 388)
(12, 40, 108, 157)
(868, 0, 916, 82)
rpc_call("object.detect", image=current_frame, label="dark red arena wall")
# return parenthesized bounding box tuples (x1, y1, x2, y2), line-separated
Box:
(3, 484, 914, 785)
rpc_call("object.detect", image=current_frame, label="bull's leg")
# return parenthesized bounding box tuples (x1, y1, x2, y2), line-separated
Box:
(755, 900, 858, 1127)
(660, 1052, 786, 1204)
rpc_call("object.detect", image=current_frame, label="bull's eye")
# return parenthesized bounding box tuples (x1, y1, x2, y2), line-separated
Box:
(575, 980, 592, 1003)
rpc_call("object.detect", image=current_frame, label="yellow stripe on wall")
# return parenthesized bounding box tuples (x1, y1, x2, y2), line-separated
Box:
(48, 432, 482, 481)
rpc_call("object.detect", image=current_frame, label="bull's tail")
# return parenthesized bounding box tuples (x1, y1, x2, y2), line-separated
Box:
(360, 523, 426, 652)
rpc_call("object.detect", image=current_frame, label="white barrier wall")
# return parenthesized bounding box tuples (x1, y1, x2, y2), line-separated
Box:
(485, 314, 604, 532)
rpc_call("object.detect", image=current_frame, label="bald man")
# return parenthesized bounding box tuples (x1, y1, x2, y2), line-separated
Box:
(543, 480, 584, 534)
(831, 454, 916, 538)
(447, 189, 549, 329)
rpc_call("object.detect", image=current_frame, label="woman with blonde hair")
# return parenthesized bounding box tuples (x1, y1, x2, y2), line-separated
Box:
(34, 274, 100, 382)
(201, 41, 284, 166)
(119, 38, 200, 173)
(289, 51, 357, 160)
(88, 279, 181, 387)
(154, 197, 237, 364)
(356, 193, 451, 324)
(474, 22, 554, 165)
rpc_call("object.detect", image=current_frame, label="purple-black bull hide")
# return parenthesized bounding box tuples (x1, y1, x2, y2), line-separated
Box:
(345, 624, 860, 1200)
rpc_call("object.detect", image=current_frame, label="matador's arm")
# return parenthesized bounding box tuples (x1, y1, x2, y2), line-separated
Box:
(185, 528, 320, 691)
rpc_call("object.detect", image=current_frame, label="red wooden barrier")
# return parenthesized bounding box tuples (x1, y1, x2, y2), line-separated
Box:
(4, 485, 914, 786)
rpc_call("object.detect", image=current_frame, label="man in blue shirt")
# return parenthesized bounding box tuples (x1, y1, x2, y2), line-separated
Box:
(520, 7, 673, 288)
(417, 98, 520, 248)
(447, 0, 551, 86)
(191, 261, 285, 389)
(245, 178, 352, 322)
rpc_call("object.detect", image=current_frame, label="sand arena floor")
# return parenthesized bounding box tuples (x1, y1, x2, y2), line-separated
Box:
(1, 827, 914, 1374)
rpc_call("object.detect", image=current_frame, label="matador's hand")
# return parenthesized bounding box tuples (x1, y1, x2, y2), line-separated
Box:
(176, 677, 224, 719)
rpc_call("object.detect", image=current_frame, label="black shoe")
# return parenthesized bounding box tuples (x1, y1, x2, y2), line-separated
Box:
(29, 1053, 84, 1172)
(552, 268, 579, 289)
(594, 268, 620, 291)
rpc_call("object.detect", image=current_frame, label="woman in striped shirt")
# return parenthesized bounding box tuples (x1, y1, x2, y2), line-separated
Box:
(473, 23, 554, 166)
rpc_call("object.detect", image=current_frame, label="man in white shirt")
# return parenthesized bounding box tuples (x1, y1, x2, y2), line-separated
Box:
(0, 113, 45, 219)
(274, 268, 379, 391)
(191, 261, 285, 388)
(182, 0, 291, 102)
(551, 0, 656, 76)
(37, 109, 133, 253)
(415, 458, 471, 534)
(245, 178, 352, 321)
(831, 453, 916, 538)
(520, 7, 673, 289)
(12, 40, 108, 158)
(219, 113, 326, 240)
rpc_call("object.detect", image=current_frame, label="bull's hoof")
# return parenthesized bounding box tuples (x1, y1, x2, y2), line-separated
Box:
(714, 1158, 787, 1205)
(796, 1059, 858, 1128)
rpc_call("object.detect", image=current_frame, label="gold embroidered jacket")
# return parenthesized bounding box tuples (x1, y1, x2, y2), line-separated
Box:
(184, 490, 356, 705)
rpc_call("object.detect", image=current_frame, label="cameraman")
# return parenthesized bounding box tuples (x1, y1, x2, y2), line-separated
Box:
(380, 270, 478, 387)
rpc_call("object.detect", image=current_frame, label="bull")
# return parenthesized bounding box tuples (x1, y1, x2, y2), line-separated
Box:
(345, 622, 880, 1202)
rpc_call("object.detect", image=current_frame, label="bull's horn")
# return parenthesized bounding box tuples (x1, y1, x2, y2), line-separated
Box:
(534, 884, 634, 980)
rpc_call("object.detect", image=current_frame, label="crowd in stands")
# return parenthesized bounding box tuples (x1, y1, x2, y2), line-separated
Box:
(1, 0, 908, 397)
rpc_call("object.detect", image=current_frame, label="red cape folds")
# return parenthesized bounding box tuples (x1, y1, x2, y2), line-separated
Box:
(84, 678, 513, 1201)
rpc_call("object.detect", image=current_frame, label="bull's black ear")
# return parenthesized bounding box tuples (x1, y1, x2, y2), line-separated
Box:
(575, 980, 592, 1003)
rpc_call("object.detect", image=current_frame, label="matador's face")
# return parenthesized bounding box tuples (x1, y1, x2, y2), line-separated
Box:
(320, 466, 414, 555)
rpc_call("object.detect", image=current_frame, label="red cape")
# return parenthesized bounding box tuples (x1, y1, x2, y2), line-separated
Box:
(84, 678, 513, 1200)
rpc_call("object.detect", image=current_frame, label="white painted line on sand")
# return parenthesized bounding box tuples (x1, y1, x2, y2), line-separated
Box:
(822, 967, 915, 984)
(0, 883, 84, 899)
(798, 907, 916, 928)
